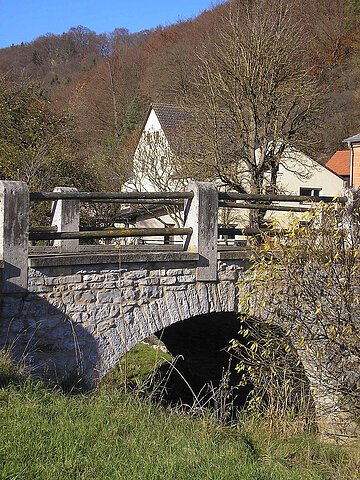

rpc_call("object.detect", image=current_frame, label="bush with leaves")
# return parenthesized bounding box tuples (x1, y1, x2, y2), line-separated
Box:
(232, 199, 360, 437)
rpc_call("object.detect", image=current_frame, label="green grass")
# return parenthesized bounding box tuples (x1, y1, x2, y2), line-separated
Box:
(0, 348, 358, 480)
(102, 343, 172, 389)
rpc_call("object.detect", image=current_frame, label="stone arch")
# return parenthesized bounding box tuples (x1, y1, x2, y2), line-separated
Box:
(95, 280, 239, 380)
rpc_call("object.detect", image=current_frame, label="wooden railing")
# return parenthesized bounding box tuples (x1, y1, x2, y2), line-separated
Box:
(0, 179, 351, 291)
(27, 188, 347, 243)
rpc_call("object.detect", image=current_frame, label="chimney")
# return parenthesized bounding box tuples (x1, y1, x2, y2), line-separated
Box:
(343, 134, 360, 188)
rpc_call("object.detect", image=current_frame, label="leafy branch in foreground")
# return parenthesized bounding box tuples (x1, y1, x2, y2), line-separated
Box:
(233, 201, 360, 438)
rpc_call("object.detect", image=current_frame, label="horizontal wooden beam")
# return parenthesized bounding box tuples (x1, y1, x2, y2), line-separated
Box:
(29, 226, 58, 233)
(218, 202, 311, 212)
(218, 227, 280, 236)
(30, 191, 193, 202)
(29, 227, 192, 241)
(218, 192, 347, 204)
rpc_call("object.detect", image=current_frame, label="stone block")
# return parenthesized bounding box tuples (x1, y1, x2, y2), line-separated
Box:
(140, 286, 162, 300)
(146, 301, 162, 332)
(28, 285, 52, 294)
(44, 277, 60, 286)
(206, 283, 222, 313)
(88, 282, 105, 289)
(28, 277, 45, 286)
(166, 268, 183, 276)
(97, 291, 114, 303)
(122, 288, 140, 302)
(149, 269, 167, 277)
(62, 292, 74, 305)
(106, 273, 120, 282)
(165, 284, 187, 291)
(178, 275, 196, 283)
(59, 275, 82, 285)
(83, 274, 105, 282)
(183, 268, 195, 275)
(68, 304, 88, 313)
(196, 283, 209, 315)
(132, 307, 147, 337)
(174, 290, 190, 319)
(123, 270, 147, 280)
(218, 270, 238, 281)
(71, 283, 89, 291)
(159, 277, 177, 285)
(109, 305, 120, 318)
(164, 291, 181, 324)
(137, 277, 159, 286)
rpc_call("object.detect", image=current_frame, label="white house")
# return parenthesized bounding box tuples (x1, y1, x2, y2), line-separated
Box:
(126, 103, 345, 241)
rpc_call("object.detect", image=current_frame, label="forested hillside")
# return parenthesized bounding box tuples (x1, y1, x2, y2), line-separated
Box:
(0, 0, 359, 192)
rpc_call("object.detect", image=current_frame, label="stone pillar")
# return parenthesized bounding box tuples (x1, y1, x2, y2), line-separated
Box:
(184, 181, 218, 281)
(0, 181, 29, 293)
(51, 187, 80, 253)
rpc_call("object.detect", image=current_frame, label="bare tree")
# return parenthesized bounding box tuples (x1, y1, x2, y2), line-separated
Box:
(177, 0, 324, 226)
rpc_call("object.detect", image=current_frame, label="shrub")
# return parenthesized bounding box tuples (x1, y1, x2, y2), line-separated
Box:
(233, 201, 360, 438)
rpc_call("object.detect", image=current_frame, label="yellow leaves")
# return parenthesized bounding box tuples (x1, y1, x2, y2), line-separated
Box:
(270, 365, 277, 375)
(329, 325, 336, 335)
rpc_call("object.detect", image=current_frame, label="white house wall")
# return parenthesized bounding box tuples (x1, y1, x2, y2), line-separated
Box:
(267, 154, 344, 226)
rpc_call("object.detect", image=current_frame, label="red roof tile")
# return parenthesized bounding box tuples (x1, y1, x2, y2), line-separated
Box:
(326, 150, 350, 176)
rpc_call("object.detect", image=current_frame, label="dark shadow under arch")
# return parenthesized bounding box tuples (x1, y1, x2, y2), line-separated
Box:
(155, 312, 252, 411)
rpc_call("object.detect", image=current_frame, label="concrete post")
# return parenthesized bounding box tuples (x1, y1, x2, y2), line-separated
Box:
(51, 187, 80, 253)
(184, 181, 218, 281)
(0, 181, 29, 293)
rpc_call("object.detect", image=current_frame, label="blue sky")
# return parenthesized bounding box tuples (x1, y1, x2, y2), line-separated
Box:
(0, 0, 221, 48)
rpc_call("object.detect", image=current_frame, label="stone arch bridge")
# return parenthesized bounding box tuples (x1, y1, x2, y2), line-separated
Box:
(3, 250, 248, 383)
(1, 179, 357, 437)
(1, 180, 257, 383)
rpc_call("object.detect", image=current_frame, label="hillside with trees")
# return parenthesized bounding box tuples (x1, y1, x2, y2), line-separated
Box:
(0, 0, 359, 193)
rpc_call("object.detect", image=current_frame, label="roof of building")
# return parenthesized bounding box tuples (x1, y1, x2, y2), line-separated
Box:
(343, 133, 360, 144)
(326, 150, 350, 177)
(151, 103, 190, 137)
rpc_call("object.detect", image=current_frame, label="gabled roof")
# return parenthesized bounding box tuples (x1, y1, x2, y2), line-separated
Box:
(326, 150, 350, 177)
(151, 103, 190, 138)
(343, 133, 360, 144)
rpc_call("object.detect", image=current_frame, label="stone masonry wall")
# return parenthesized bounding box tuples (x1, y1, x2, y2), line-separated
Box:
(0, 259, 245, 385)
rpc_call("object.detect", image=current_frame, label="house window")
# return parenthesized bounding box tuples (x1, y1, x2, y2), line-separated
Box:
(299, 187, 321, 198)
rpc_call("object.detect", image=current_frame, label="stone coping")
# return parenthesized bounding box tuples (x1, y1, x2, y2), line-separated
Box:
(28, 249, 251, 268)
(28, 251, 200, 268)
(218, 250, 252, 260)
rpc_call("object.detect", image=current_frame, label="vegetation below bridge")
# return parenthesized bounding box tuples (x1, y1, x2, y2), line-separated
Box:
(0, 347, 358, 480)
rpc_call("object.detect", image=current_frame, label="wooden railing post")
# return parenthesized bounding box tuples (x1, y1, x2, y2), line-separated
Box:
(0, 181, 29, 293)
(51, 187, 80, 253)
(184, 181, 218, 281)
